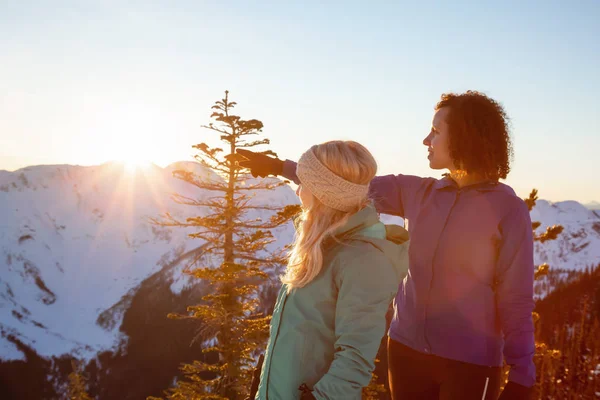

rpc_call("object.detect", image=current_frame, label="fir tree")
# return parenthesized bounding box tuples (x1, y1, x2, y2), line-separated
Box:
(149, 91, 299, 400)
(362, 358, 387, 399)
(522, 189, 565, 399)
(67, 360, 92, 400)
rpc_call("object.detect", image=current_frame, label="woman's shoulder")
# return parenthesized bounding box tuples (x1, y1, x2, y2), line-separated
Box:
(481, 182, 531, 223)
(331, 239, 396, 276)
(486, 182, 528, 206)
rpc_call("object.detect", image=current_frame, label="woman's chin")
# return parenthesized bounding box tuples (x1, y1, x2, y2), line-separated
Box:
(428, 161, 443, 170)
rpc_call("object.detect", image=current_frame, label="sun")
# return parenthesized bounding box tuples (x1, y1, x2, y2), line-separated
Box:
(110, 143, 153, 173)
(112, 150, 152, 173)
(122, 157, 152, 173)
(125, 160, 151, 173)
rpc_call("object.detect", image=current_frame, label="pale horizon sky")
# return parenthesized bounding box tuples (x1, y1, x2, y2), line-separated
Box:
(1, 1, 599, 203)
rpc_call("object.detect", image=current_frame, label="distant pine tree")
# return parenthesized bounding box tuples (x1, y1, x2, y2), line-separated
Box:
(67, 360, 92, 400)
(534, 263, 600, 398)
(362, 358, 387, 399)
(149, 91, 299, 399)
(523, 189, 567, 399)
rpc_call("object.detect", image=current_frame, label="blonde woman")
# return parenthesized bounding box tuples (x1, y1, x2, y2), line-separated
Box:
(246, 141, 409, 400)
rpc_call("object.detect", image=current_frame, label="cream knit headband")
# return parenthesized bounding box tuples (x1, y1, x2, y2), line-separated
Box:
(296, 146, 370, 212)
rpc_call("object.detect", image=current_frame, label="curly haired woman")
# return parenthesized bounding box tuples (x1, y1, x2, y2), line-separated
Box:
(239, 91, 535, 400)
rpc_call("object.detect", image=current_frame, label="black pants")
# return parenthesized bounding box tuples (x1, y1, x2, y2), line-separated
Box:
(387, 338, 502, 400)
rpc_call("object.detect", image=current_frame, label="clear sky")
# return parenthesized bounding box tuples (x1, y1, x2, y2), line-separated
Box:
(1, 1, 599, 202)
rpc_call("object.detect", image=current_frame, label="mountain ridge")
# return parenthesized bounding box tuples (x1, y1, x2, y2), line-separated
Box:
(1, 162, 598, 365)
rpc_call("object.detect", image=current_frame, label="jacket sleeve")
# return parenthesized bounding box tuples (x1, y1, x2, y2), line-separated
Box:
(495, 200, 536, 387)
(368, 174, 433, 220)
(282, 160, 301, 184)
(311, 248, 398, 399)
(284, 160, 431, 221)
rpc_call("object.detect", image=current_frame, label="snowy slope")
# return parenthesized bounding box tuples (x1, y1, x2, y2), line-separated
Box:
(1, 163, 599, 364)
(584, 201, 600, 211)
(0, 163, 297, 362)
(531, 200, 600, 271)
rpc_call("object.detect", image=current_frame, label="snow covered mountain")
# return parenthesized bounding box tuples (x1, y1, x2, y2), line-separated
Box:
(1, 163, 599, 369)
(0, 162, 298, 367)
(531, 200, 600, 271)
(584, 201, 600, 211)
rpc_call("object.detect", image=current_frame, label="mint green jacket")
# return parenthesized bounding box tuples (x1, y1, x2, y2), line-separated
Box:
(256, 205, 410, 400)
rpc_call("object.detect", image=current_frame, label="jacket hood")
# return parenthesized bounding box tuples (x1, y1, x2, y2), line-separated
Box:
(334, 205, 410, 281)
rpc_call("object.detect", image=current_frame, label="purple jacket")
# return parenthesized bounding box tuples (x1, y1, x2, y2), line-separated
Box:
(283, 162, 536, 387)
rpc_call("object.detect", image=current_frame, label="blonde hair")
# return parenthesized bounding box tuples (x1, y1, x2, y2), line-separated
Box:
(282, 141, 377, 291)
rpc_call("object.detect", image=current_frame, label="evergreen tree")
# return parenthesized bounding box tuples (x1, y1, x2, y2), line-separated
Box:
(149, 91, 299, 399)
(67, 360, 92, 400)
(362, 358, 387, 399)
(522, 189, 565, 398)
(534, 264, 600, 398)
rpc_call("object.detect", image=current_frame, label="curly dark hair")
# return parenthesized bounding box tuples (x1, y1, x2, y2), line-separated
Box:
(436, 90, 513, 180)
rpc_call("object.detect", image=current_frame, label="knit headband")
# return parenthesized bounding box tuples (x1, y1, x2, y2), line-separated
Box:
(296, 146, 370, 212)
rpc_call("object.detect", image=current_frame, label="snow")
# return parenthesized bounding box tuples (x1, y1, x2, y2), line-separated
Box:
(584, 201, 600, 211)
(0, 162, 297, 362)
(531, 200, 600, 271)
(531, 200, 599, 225)
(0, 329, 25, 361)
(0, 162, 598, 363)
(379, 214, 406, 228)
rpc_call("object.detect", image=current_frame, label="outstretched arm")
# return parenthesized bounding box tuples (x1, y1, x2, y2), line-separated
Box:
(368, 174, 433, 219)
(284, 160, 431, 220)
(238, 149, 433, 220)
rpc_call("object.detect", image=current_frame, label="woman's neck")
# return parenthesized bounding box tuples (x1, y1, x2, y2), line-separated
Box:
(448, 170, 488, 189)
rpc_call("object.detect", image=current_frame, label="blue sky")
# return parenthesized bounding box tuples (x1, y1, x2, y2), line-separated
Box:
(1, 1, 598, 202)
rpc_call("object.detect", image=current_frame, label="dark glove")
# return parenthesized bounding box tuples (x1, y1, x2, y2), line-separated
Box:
(237, 149, 284, 178)
(498, 381, 534, 400)
(298, 383, 317, 400)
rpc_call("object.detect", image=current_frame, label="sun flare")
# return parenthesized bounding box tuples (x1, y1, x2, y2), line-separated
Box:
(122, 158, 152, 173)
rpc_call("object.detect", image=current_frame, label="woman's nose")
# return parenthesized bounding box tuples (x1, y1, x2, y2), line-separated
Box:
(423, 133, 432, 146)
